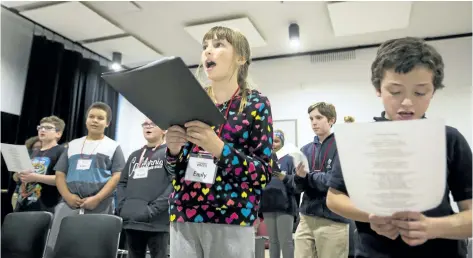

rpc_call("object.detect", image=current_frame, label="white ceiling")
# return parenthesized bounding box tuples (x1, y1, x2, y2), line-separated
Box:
(184, 17, 267, 48)
(2, 1, 36, 8)
(327, 1, 413, 37)
(83, 36, 162, 66)
(21, 1, 125, 41)
(4, 1, 472, 66)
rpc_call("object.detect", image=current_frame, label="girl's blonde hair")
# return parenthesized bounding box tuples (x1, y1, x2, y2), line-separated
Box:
(195, 26, 251, 113)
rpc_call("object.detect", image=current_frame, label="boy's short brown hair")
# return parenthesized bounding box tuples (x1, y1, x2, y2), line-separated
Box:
(371, 37, 445, 91)
(87, 102, 112, 123)
(307, 102, 337, 124)
(40, 116, 65, 132)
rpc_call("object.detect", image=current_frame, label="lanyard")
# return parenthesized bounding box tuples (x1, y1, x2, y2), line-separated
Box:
(311, 137, 334, 172)
(80, 137, 103, 159)
(138, 143, 161, 167)
(195, 87, 239, 154)
(217, 87, 240, 138)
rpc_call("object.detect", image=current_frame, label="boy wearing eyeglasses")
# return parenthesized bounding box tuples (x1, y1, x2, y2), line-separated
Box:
(117, 118, 172, 258)
(15, 116, 66, 213)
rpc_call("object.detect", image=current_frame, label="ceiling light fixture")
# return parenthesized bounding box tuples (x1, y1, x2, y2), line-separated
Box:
(110, 52, 123, 71)
(289, 23, 300, 49)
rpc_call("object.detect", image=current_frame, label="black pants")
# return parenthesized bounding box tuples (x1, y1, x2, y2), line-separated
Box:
(125, 229, 169, 258)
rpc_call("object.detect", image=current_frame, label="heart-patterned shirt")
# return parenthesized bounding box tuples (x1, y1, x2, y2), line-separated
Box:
(165, 89, 274, 226)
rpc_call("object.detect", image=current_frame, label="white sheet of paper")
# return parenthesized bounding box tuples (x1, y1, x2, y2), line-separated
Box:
(289, 150, 310, 173)
(276, 143, 299, 160)
(0, 144, 34, 172)
(334, 119, 446, 216)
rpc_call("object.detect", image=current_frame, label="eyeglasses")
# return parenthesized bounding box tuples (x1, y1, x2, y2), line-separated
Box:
(141, 123, 156, 129)
(37, 125, 57, 131)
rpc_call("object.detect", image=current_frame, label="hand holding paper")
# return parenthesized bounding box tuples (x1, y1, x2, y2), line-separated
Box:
(369, 212, 434, 246)
(391, 211, 433, 246)
(289, 150, 310, 178)
(19, 170, 38, 184)
(368, 214, 400, 240)
(295, 163, 308, 178)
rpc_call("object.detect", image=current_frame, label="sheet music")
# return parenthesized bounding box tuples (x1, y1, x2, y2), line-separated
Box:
(289, 149, 310, 173)
(334, 119, 446, 216)
(0, 144, 34, 172)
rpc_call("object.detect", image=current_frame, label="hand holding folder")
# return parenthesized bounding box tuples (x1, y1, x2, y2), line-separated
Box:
(166, 125, 187, 155)
(101, 57, 226, 130)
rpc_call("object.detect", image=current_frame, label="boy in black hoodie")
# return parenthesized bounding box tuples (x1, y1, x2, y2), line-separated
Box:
(117, 118, 173, 258)
(326, 37, 472, 258)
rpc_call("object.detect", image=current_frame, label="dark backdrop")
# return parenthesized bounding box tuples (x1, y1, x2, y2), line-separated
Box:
(1, 112, 20, 224)
(1, 35, 119, 223)
(16, 35, 118, 145)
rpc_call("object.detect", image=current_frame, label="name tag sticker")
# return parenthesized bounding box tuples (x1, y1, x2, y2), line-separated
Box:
(133, 167, 148, 179)
(77, 159, 92, 170)
(185, 154, 217, 184)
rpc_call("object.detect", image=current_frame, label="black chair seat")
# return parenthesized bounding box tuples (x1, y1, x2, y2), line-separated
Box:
(51, 214, 122, 258)
(1, 211, 53, 258)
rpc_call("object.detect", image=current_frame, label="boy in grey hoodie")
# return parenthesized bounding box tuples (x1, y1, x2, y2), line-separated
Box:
(117, 118, 173, 258)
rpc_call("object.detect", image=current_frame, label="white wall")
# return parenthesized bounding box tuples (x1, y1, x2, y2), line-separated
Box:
(1, 8, 34, 115)
(251, 37, 472, 147)
(116, 37, 472, 159)
(116, 95, 148, 159)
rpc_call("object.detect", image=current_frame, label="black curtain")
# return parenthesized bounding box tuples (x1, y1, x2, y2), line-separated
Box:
(1, 112, 19, 224)
(16, 35, 119, 145)
(2, 36, 119, 221)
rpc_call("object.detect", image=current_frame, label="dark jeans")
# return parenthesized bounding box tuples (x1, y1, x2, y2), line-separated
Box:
(125, 229, 169, 258)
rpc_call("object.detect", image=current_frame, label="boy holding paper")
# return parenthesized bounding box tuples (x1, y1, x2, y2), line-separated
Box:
(326, 37, 472, 257)
(15, 116, 65, 213)
(293, 102, 350, 258)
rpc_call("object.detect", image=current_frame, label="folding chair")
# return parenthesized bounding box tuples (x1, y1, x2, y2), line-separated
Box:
(50, 214, 122, 258)
(1, 211, 53, 258)
(468, 238, 472, 258)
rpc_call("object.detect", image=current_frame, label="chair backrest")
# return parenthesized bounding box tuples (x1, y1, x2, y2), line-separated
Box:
(51, 214, 122, 258)
(468, 238, 472, 258)
(1, 211, 53, 258)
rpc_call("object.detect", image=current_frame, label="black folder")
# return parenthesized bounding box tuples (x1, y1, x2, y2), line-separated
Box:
(101, 57, 226, 130)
